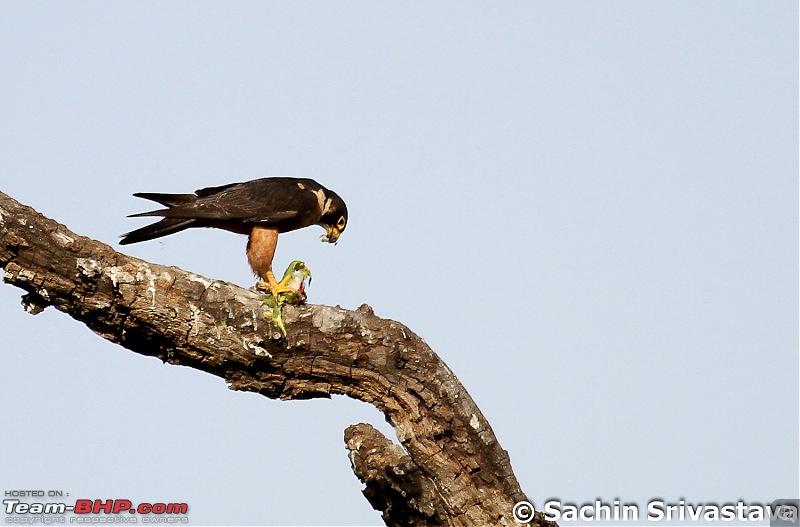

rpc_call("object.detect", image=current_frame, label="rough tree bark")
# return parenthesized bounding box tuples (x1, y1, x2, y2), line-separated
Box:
(0, 191, 555, 527)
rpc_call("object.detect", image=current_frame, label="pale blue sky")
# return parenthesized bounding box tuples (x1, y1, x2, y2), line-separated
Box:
(1, 2, 797, 526)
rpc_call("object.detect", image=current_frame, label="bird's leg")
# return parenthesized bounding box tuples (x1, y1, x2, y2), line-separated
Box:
(248, 226, 298, 297)
(247, 228, 310, 305)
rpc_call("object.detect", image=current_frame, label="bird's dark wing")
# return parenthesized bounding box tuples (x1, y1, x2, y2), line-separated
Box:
(131, 178, 320, 225)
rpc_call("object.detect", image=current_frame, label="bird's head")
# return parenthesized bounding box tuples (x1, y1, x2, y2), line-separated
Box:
(319, 192, 348, 244)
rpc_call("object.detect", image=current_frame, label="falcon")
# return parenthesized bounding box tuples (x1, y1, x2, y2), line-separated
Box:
(120, 177, 348, 297)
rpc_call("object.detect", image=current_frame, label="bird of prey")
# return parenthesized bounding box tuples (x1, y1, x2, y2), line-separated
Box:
(120, 177, 348, 297)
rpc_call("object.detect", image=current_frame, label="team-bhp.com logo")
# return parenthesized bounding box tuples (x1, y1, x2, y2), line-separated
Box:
(5, 498, 188, 521)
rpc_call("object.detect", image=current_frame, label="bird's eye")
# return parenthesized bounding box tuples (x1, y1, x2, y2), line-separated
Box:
(336, 216, 346, 230)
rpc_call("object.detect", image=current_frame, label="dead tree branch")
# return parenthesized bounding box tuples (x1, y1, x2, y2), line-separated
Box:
(0, 190, 555, 527)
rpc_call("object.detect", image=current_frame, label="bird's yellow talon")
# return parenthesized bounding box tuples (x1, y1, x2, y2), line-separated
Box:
(255, 261, 311, 306)
(255, 270, 298, 298)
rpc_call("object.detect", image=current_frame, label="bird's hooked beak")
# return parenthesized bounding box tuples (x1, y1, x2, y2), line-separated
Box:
(321, 225, 341, 244)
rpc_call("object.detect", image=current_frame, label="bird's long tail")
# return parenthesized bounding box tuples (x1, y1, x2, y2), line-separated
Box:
(120, 218, 196, 245)
(120, 192, 198, 245)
